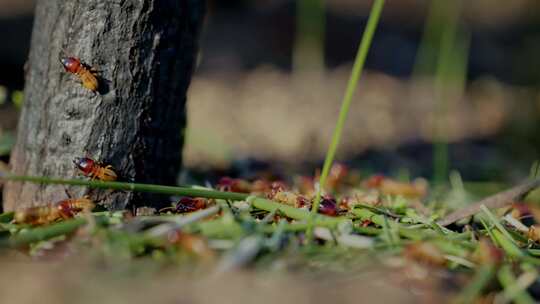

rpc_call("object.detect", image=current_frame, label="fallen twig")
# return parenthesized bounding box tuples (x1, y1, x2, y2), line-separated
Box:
(438, 178, 540, 226)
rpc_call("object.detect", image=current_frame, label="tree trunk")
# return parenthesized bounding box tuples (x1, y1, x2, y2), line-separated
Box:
(3, 0, 205, 211)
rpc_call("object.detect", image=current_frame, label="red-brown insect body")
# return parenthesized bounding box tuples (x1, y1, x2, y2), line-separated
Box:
(56, 197, 95, 219)
(216, 177, 251, 193)
(57, 202, 75, 219)
(74, 157, 95, 175)
(267, 181, 288, 199)
(14, 204, 60, 225)
(73, 157, 117, 181)
(175, 197, 207, 213)
(319, 195, 338, 216)
(61, 57, 83, 74)
(60, 57, 99, 92)
(14, 197, 95, 225)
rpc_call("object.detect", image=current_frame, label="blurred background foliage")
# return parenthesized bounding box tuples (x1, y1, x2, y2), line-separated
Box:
(1, 0, 540, 182)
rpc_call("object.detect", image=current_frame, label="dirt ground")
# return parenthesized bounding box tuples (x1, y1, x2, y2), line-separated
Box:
(0, 254, 452, 304)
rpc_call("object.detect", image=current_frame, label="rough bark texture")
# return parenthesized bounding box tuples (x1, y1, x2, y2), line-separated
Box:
(3, 0, 205, 211)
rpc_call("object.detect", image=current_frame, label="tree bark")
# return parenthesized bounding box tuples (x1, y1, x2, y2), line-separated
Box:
(3, 0, 205, 211)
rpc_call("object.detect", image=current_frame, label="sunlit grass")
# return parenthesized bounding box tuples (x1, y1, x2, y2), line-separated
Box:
(307, 0, 385, 242)
(293, 0, 325, 73)
(413, 0, 469, 185)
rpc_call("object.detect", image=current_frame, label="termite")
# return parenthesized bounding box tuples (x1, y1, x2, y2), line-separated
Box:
(73, 157, 117, 181)
(14, 205, 61, 225)
(319, 195, 339, 216)
(176, 197, 208, 213)
(56, 196, 95, 218)
(216, 177, 252, 193)
(60, 57, 99, 92)
(14, 196, 95, 225)
(159, 197, 208, 214)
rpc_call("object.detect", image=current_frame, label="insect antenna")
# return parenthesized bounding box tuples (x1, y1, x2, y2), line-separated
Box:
(63, 187, 73, 199)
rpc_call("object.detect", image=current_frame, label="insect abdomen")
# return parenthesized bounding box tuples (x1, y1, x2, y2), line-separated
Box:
(78, 69, 99, 91)
(93, 166, 117, 181)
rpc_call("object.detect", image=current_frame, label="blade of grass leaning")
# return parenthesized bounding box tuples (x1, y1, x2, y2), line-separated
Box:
(0, 212, 14, 223)
(432, 0, 466, 185)
(443, 255, 475, 269)
(351, 208, 385, 226)
(294, 0, 325, 73)
(1, 217, 87, 247)
(412, 0, 444, 76)
(480, 205, 518, 246)
(381, 215, 397, 247)
(492, 229, 523, 259)
(438, 178, 540, 226)
(455, 264, 496, 304)
(308, 0, 385, 242)
(497, 264, 536, 304)
(529, 161, 540, 179)
(0, 173, 343, 225)
(248, 196, 343, 226)
(480, 218, 498, 246)
(0, 172, 247, 200)
(480, 207, 524, 259)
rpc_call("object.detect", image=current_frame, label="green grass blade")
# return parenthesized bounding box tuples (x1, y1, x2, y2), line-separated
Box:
(2, 217, 87, 247)
(0, 173, 343, 225)
(497, 265, 536, 304)
(0, 212, 14, 223)
(480, 205, 518, 246)
(307, 0, 385, 242)
(456, 264, 496, 303)
(294, 0, 325, 73)
(432, 1, 466, 185)
(0, 172, 247, 200)
(479, 218, 498, 246)
(492, 229, 523, 259)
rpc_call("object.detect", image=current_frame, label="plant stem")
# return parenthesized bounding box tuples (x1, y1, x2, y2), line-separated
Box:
(352, 208, 385, 226)
(294, 0, 325, 73)
(251, 197, 343, 225)
(497, 265, 536, 304)
(1, 174, 247, 200)
(0, 173, 343, 225)
(0, 212, 14, 223)
(433, 0, 464, 185)
(481, 205, 519, 247)
(2, 217, 87, 247)
(307, 0, 385, 242)
(456, 264, 496, 303)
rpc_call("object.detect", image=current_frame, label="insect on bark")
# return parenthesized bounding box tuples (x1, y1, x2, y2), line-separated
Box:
(73, 157, 118, 181)
(60, 57, 99, 92)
